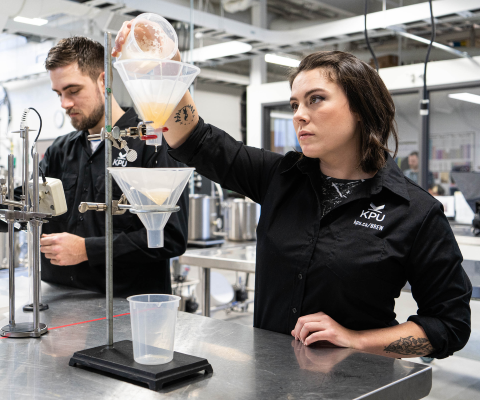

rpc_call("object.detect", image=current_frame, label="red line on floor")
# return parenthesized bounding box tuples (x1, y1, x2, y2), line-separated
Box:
(48, 312, 130, 330)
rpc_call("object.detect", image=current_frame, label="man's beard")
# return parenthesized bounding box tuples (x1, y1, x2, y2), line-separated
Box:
(68, 91, 104, 132)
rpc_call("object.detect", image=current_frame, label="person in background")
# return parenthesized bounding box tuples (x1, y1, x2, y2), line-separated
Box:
(429, 184, 446, 196)
(403, 151, 434, 188)
(39, 36, 189, 297)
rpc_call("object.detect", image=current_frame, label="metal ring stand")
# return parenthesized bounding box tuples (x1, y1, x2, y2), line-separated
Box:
(69, 32, 212, 391)
(0, 134, 50, 338)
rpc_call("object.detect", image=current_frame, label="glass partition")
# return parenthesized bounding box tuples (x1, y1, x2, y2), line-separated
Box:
(264, 104, 301, 155)
(391, 92, 421, 177)
(430, 86, 480, 191)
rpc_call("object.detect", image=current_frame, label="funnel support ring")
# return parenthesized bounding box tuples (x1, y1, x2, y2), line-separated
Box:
(129, 205, 180, 214)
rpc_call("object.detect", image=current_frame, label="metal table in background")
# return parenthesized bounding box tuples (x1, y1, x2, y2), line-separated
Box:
(181, 229, 480, 318)
(451, 225, 480, 299)
(0, 281, 432, 399)
(180, 244, 256, 317)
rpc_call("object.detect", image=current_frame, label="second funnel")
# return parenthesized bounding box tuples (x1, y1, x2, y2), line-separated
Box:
(108, 167, 194, 248)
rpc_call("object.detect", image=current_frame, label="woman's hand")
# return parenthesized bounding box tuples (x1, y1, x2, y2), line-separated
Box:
(291, 311, 359, 348)
(112, 20, 181, 61)
(112, 20, 132, 58)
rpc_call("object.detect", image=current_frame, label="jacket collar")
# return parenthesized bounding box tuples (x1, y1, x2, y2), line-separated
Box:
(280, 151, 410, 202)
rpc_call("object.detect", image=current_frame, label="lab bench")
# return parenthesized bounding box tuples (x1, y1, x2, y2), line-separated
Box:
(0, 280, 432, 399)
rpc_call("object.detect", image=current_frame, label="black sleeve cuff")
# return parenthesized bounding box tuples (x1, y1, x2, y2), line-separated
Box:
(408, 315, 451, 359)
(85, 236, 105, 268)
(167, 117, 207, 165)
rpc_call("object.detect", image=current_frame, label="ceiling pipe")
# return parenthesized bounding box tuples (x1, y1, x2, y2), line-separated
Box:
(389, 27, 480, 67)
(0, 0, 102, 38)
(222, 0, 255, 14)
(0, 0, 100, 19)
(112, 0, 480, 45)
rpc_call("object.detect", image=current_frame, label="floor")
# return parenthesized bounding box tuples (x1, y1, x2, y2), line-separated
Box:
(188, 266, 480, 400)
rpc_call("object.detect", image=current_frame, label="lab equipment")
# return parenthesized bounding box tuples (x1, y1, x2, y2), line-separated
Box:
(128, 294, 181, 365)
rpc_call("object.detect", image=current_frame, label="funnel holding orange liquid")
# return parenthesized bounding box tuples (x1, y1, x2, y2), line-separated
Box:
(116, 60, 200, 147)
(136, 103, 176, 130)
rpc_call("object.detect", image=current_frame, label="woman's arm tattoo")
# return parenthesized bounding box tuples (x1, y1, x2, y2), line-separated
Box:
(384, 336, 434, 356)
(174, 104, 196, 125)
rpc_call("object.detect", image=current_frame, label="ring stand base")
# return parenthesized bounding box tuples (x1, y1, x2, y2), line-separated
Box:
(23, 303, 49, 312)
(69, 340, 213, 391)
(1, 322, 48, 338)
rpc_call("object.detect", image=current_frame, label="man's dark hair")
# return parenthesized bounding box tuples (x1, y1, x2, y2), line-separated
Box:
(288, 51, 398, 173)
(45, 36, 104, 82)
(409, 151, 419, 157)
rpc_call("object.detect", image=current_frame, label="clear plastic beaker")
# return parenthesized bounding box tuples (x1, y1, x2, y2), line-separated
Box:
(118, 13, 178, 61)
(127, 294, 181, 365)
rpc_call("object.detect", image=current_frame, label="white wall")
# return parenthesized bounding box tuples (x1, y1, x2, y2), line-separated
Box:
(1, 76, 74, 182)
(194, 83, 243, 142)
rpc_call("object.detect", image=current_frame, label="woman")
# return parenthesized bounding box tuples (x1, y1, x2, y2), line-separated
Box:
(113, 23, 471, 359)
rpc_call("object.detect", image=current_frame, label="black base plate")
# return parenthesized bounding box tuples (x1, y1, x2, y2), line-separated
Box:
(69, 340, 213, 391)
(23, 303, 49, 312)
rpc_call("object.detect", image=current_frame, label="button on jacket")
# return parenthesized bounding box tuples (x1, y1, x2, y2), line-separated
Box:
(169, 117, 472, 359)
(40, 108, 189, 297)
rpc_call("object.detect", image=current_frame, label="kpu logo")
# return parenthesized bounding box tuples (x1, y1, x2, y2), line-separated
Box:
(112, 152, 128, 167)
(353, 202, 386, 231)
(360, 203, 386, 222)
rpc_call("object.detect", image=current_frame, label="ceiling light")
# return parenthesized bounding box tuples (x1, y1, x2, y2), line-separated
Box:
(13, 16, 48, 26)
(187, 41, 252, 62)
(448, 93, 480, 105)
(265, 54, 300, 68)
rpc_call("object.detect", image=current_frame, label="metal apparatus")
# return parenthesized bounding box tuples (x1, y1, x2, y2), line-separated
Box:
(223, 198, 260, 242)
(69, 32, 212, 390)
(0, 121, 50, 338)
(87, 121, 164, 159)
(75, 31, 183, 347)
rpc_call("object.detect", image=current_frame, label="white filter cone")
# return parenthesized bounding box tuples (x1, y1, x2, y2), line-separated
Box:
(114, 60, 200, 144)
(108, 168, 194, 247)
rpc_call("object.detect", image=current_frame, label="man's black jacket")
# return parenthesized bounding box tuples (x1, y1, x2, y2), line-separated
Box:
(169, 117, 472, 359)
(40, 108, 189, 297)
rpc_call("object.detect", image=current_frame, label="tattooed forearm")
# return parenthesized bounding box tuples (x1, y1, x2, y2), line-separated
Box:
(174, 104, 196, 125)
(384, 336, 434, 356)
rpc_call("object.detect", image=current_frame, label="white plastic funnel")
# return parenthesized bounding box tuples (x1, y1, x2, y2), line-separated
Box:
(114, 60, 200, 146)
(108, 167, 194, 247)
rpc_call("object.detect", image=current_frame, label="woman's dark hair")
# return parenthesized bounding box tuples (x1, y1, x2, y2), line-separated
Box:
(288, 51, 398, 173)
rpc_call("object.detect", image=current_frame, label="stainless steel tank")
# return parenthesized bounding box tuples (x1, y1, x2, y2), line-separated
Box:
(224, 198, 260, 241)
(188, 194, 221, 241)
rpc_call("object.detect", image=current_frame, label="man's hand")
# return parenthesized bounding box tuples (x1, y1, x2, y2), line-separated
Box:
(40, 233, 88, 266)
(291, 312, 359, 348)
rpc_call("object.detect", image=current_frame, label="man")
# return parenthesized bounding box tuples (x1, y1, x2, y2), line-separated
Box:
(39, 36, 188, 297)
(403, 151, 434, 188)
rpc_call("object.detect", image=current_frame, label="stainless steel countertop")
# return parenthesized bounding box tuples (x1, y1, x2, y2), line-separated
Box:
(0, 282, 431, 399)
(180, 244, 256, 273)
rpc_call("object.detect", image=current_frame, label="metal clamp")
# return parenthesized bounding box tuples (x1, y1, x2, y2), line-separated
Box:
(78, 202, 108, 213)
(79, 195, 140, 215)
(88, 121, 155, 143)
(112, 194, 128, 215)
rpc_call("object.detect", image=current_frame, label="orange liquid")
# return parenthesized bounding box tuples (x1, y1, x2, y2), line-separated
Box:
(140, 189, 171, 205)
(138, 103, 176, 129)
